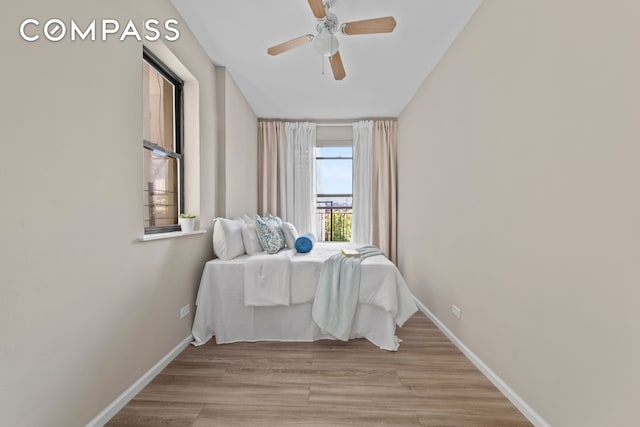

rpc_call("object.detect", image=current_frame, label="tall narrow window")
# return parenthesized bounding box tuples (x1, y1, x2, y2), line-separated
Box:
(315, 146, 352, 241)
(142, 48, 184, 234)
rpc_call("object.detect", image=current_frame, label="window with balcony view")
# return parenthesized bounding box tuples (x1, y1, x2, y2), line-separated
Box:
(142, 48, 184, 234)
(315, 146, 352, 241)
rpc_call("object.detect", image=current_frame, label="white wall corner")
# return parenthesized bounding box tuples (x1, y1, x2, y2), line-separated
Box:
(412, 296, 551, 427)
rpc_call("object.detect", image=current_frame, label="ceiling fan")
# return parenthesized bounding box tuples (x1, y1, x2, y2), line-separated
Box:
(267, 0, 397, 80)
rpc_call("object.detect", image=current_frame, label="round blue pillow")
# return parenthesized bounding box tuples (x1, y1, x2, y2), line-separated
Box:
(295, 232, 316, 253)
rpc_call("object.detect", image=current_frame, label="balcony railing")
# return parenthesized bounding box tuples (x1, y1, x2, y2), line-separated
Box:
(316, 202, 352, 242)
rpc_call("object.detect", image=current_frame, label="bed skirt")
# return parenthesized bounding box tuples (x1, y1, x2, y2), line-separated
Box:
(192, 300, 400, 351)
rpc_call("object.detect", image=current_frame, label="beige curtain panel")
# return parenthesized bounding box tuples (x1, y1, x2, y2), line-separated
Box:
(258, 120, 287, 218)
(372, 119, 398, 264)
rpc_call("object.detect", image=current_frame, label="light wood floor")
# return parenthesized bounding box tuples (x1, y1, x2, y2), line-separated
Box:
(107, 313, 531, 426)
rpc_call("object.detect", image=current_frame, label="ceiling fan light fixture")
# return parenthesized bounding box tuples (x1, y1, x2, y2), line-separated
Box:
(313, 28, 339, 57)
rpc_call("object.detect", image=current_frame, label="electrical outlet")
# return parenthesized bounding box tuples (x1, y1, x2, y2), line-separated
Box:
(179, 304, 190, 319)
(451, 304, 461, 320)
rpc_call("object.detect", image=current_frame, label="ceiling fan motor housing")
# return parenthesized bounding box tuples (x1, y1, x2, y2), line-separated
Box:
(316, 12, 339, 34)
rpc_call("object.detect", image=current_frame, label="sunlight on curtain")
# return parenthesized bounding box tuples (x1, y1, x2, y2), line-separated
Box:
(285, 122, 317, 235)
(351, 120, 373, 244)
(372, 119, 397, 263)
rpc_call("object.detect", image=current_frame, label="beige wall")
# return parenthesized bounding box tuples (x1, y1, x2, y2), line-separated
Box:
(398, 1, 640, 426)
(218, 68, 259, 218)
(0, 0, 250, 425)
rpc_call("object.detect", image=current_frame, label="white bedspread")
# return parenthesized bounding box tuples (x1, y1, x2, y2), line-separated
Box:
(192, 242, 418, 351)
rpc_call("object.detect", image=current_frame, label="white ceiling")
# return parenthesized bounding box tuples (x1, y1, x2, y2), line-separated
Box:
(171, 0, 481, 120)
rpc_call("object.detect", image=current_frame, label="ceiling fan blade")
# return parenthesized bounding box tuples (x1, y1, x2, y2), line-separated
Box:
(307, 0, 327, 19)
(341, 16, 397, 35)
(267, 35, 313, 56)
(329, 51, 346, 80)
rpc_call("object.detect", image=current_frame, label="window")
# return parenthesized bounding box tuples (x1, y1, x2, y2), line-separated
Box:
(142, 48, 184, 234)
(315, 146, 352, 241)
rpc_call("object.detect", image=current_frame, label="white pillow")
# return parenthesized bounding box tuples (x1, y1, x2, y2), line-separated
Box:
(240, 214, 254, 225)
(242, 224, 263, 256)
(213, 217, 245, 260)
(281, 222, 299, 249)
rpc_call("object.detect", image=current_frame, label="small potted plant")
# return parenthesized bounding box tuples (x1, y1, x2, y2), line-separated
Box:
(178, 213, 196, 232)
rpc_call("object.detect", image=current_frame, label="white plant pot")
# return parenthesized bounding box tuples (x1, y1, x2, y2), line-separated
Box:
(179, 217, 195, 232)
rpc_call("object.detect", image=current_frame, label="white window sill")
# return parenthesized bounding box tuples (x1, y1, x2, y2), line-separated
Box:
(138, 230, 207, 242)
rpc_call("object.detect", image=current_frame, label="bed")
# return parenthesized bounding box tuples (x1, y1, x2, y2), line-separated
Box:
(191, 242, 417, 351)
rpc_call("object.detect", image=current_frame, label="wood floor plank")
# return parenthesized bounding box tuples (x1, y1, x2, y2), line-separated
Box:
(162, 360, 226, 377)
(221, 365, 403, 387)
(309, 383, 426, 410)
(110, 313, 532, 426)
(176, 345, 313, 368)
(106, 401, 203, 427)
(417, 408, 532, 427)
(193, 403, 422, 427)
(311, 349, 462, 371)
(134, 374, 310, 407)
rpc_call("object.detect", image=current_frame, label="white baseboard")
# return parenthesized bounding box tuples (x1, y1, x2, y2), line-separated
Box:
(412, 297, 551, 427)
(86, 335, 193, 427)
